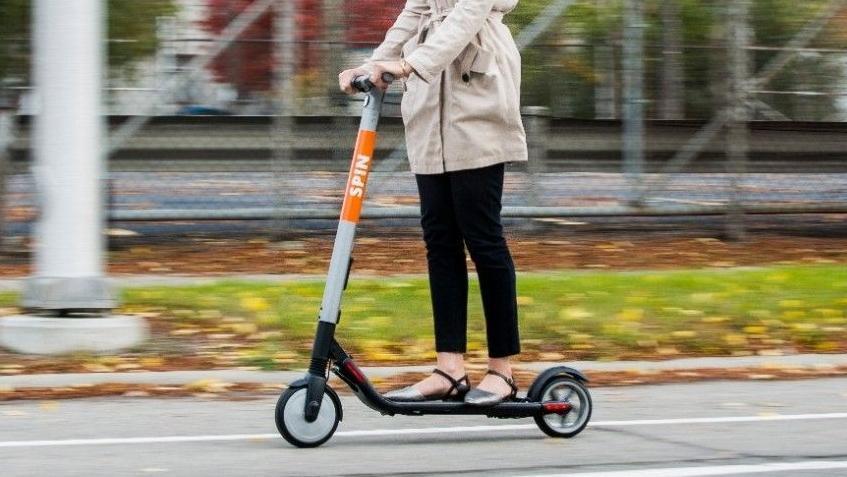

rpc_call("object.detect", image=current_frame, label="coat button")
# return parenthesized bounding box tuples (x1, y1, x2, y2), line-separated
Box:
(462, 73, 470, 83)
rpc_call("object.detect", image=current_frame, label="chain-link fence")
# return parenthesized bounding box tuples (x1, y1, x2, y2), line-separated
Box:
(1, 0, 847, 243)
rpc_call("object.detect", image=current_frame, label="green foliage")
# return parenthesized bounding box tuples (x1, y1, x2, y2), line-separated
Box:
(0, 0, 177, 87)
(504, 0, 846, 119)
(106, 0, 178, 69)
(0, 0, 30, 85)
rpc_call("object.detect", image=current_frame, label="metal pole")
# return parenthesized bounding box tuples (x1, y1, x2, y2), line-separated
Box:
(24, 0, 113, 310)
(155, 16, 178, 115)
(514, 0, 577, 50)
(522, 106, 550, 231)
(660, 0, 684, 119)
(0, 110, 13, 252)
(622, 0, 645, 205)
(271, 0, 297, 239)
(593, 0, 616, 119)
(107, 202, 847, 222)
(725, 0, 751, 241)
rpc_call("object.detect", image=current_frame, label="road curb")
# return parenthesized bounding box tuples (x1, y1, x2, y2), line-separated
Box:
(2, 354, 846, 389)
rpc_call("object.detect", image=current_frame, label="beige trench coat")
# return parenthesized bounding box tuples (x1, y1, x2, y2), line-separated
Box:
(368, 0, 528, 175)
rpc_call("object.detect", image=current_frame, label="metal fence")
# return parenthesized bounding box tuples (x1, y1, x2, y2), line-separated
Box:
(1, 0, 847, 243)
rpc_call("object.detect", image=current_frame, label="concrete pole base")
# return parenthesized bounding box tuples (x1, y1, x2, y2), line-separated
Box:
(22, 276, 116, 310)
(0, 315, 148, 355)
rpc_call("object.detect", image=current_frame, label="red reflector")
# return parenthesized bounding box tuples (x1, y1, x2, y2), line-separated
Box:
(342, 360, 366, 384)
(543, 402, 573, 414)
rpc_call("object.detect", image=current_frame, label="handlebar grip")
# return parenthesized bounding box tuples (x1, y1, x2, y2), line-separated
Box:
(351, 72, 396, 93)
(351, 75, 374, 93)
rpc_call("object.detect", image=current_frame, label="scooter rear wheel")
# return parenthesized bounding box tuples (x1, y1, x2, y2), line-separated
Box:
(533, 376, 592, 438)
(275, 385, 342, 448)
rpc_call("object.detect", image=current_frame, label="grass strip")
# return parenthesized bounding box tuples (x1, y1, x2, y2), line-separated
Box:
(1, 265, 845, 368)
(111, 264, 847, 365)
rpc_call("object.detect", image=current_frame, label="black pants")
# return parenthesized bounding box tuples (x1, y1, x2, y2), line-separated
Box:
(415, 163, 520, 358)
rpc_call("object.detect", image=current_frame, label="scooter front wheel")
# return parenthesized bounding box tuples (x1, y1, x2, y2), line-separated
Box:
(275, 384, 342, 448)
(532, 376, 592, 438)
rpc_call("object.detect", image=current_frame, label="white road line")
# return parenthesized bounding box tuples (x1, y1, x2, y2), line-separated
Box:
(1, 412, 847, 449)
(516, 459, 847, 477)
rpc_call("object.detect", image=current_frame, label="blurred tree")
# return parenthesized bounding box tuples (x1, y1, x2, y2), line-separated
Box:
(508, 0, 845, 119)
(201, 0, 324, 98)
(0, 0, 177, 93)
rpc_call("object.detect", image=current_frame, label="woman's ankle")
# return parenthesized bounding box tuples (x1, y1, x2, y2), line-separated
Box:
(488, 357, 512, 377)
(436, 351, 465, 376)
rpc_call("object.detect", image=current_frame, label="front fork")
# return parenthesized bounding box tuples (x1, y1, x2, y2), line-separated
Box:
(303, 322, 334, 422)
(303, 85, 385, 422)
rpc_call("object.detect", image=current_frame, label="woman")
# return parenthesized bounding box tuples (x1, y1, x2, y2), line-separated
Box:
(338, 0, 527, 406)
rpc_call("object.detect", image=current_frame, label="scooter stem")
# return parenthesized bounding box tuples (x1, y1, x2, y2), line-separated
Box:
(318, 84, 385, 325)
(303, 80, 389, 422)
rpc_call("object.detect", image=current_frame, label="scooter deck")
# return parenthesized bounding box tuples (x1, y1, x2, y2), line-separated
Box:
(332, 351, 571, 419)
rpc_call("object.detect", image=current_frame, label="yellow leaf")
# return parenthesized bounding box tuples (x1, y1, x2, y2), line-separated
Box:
(516, 296, 535, 306)
(689, 293, 716, 303)
(559, 307, 593, 320)
(815, 341, 840, 352)
(225, 322, 259, 335)
(781, 311, 807, 320)
(671, 330, 697, 338)
(615, 308, 644, 321)
(185, 379, 231, 393)
(723, 334, 748, 346)
(241, 296, 270, 312)
(814, 309, 843, 318)
(140, 357, 165, 368)
(568, 333, 593, 342)
(791, 323, 817, 331)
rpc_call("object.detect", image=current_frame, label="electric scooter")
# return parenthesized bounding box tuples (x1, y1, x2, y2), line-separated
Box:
(274, 74, 592, 448)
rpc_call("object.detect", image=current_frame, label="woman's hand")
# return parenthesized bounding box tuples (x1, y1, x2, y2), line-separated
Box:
(368, 61, 411, 90)
(338, 65, 371, 95)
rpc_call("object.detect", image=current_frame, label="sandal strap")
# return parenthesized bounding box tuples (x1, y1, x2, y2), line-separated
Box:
(486, 369, 518, 394)
(432, 368, 469, 395)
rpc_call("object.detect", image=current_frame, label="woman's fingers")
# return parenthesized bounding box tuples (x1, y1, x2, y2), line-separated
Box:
(370, 66, 390, 91)
(370, 62, 402, 91)
(338, 63, 401, 94)
(338, 67, 369, 95)
(338, 69, 357, 95)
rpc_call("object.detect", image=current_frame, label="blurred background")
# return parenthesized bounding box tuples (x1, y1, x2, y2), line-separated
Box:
(0, 0, 846, 371)
(0, 0, 845, 247)
(3, 3, 847, 474)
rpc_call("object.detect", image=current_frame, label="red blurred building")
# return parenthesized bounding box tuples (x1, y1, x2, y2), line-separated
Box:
(201, 0, 403, 94)
(344, 0, 405, 47)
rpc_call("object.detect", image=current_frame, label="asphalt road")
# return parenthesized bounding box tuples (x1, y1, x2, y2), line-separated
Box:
(2, 378, 847, 477)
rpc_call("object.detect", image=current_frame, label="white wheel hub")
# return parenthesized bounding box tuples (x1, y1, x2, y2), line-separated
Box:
(542, 380, 589, 432)
(282, 388, 338, 444)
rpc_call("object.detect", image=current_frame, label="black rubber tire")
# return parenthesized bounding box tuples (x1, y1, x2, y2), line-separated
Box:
(275, 385, 342, 448)
(533, 377, 592, 438)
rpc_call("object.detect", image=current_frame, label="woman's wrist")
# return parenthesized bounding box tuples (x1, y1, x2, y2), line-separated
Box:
(400, 58, 414, 78)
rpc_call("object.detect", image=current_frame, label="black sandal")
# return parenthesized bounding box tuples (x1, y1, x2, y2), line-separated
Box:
(384, 368, 470, 402)
(463, 369, 518, 406)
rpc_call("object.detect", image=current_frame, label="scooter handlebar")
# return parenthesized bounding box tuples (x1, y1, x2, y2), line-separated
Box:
(352, 73, 396, 93)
